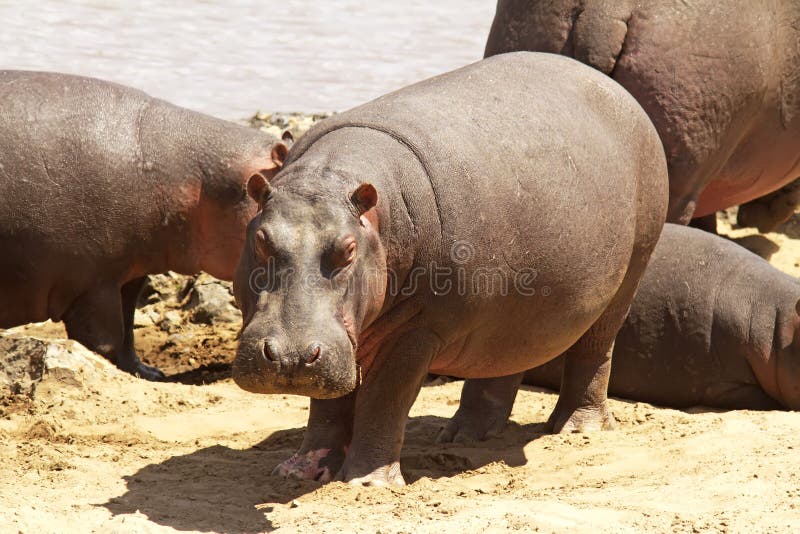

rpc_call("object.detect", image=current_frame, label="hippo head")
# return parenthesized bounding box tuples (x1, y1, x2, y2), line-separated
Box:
(195, 135, 291, 281)
(232, 171, 386, 398)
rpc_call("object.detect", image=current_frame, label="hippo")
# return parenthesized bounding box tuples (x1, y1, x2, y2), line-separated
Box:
(0, 71, 288, 380)
(232, 52, 668, 486)
(442, 224, 800, 443)
(737, 179, 800, 233)
(484, 0, 800, 229)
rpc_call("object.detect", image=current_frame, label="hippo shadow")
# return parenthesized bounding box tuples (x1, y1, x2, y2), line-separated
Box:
(102, 415, 546, 533)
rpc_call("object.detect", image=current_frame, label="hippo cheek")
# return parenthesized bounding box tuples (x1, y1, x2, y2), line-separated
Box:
(232, 330, 358, 399)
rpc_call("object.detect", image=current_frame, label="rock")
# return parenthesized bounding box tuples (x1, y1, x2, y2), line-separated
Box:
(0, 335, 117, 397)
(133, 310, 155, 329)
(158, 310, 185, 334)
(180, 274, 240, 325)
(139, 272, 184, 306)
(247, 111, 334, 141)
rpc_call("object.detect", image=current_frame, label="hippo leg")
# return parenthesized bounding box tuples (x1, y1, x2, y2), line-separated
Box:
(63, 282, 165, 380)
(272, 392, 356, 482)
(547, 339, 616, 433)
(436, 373, 524, 443)
(120, 277, 164, 380)
(336, 330, 438, 487)
(547, 296, 636, 433)
(689, 213, 718, 234)
(737, 178, 800, 233)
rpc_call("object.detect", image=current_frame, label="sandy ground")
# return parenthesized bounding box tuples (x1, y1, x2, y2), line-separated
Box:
(2, 210, 800, 533)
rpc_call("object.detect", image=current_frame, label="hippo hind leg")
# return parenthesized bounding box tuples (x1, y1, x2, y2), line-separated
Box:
(436, 373, 524, 443)
(63, 279, 165, 381)
(689, 213, 718, 234)
(547, 278, 642, 433)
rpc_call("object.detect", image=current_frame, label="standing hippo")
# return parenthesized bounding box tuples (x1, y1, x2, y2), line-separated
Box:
(233, 52, 668, 486)
(737, 179, 800, 233)
(0, 71, 288, 380)
(442, 224, 800, 443)
(484, 0, 800, 228)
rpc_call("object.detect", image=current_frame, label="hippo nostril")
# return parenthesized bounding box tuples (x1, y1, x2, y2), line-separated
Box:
(305, 343, 322, 365)
(262, 340, 278, 362)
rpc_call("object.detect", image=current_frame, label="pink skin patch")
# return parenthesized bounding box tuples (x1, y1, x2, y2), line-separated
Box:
(273, 448, 333, 482)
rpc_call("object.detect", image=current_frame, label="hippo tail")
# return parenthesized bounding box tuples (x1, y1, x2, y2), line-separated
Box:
(485, 0, 634, 77)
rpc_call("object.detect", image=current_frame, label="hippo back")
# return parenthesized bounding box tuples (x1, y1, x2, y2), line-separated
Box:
(484, 0, 800, 220)
(282, 52, 668, 361)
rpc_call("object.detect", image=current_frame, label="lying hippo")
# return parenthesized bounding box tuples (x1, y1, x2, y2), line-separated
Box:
(485, 0, 800, 228)
(0, 71, 288, 380)
(233, 52, 668, 485)
(442, 224, 800, 443)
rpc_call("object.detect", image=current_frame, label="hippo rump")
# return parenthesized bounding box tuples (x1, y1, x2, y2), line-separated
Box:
(0, 71, 288, 380)
(443, 224, 800, 443)
(484, 0, 800, 229)
(232, 52, 668, 486)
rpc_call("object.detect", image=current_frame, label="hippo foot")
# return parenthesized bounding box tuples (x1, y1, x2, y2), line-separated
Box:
(128, 361, 165, 381)
(272, 449, 334, 482)
(335, 459, 405, 487)
(547, 402, 615, 433)
(435, 410, 507, 444)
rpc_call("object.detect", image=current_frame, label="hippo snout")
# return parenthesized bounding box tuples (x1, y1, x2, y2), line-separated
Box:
(262, 339, 323, 367)
(233, 327, 358, 399)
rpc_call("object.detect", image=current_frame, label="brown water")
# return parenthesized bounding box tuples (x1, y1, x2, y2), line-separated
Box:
(1, 1, 495, 120)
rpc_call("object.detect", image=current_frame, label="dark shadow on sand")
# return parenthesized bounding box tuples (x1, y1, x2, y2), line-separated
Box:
(102, 413, 549, 532)
(165, 362, 232, 385)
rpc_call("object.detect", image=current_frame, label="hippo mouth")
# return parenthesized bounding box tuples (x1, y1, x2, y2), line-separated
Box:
(232, 326, 359, 399)
(232, 351, 358, 399)
(337, 307, 360, 356)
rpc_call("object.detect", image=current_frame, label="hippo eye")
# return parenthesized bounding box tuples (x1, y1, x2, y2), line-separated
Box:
(254, 229, 274, 261)
(343, 239, 357, 264)
(324, 236, 357, 277)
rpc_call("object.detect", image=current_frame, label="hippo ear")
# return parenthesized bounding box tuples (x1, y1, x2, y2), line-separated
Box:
(271, 140, 289, 168)
(350, 183, 378, 215)
(247, 171, 273, 205)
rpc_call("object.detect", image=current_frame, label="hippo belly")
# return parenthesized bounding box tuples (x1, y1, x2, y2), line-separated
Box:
(694, 124, 800, 216)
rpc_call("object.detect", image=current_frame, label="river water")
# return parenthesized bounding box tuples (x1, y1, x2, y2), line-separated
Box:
(1, 1, 496, 120)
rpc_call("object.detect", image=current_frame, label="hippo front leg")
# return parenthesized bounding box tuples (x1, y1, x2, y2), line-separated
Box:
(120, 277, 164, 380)
(436, 373, 524, 443)
(336, 330, 439, 487)
(63, 282, 164, 380)
(272, 392, 356, 482)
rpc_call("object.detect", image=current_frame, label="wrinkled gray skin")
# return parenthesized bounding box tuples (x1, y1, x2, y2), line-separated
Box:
(233, 53, 668, 486)
(0, 71, 285, 380)
(484, 0, 800, 226)
(444, 224, 800, 443)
